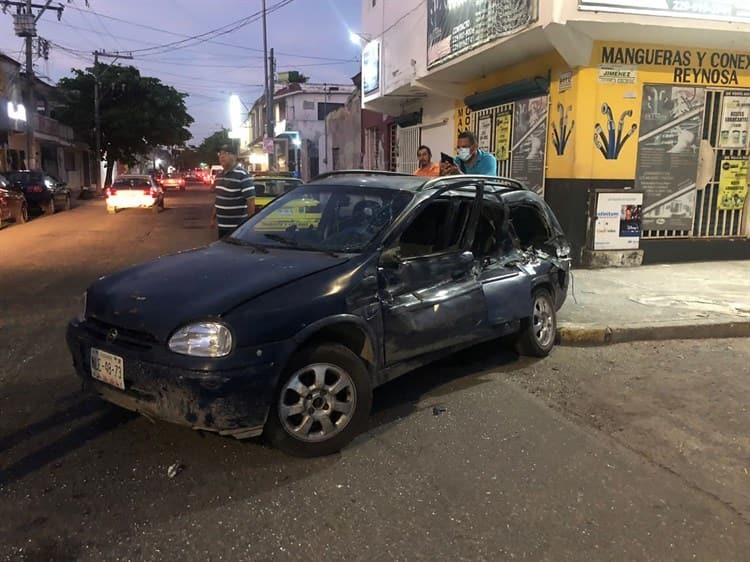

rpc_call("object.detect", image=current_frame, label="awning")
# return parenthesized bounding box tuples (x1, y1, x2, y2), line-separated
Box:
(464, 74, 550, 111)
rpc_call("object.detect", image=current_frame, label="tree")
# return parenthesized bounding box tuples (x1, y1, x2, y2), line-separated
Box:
(195, 129, 232, 166)
(54, 63, 194, 185)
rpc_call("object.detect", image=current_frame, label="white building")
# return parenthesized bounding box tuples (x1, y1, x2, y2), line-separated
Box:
(241, 81, 356, 181)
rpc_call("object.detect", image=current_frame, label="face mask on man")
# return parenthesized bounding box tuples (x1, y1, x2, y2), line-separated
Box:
(457, 147, 472, 161)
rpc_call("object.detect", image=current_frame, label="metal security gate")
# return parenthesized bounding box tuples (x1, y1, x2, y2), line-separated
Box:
(396, 125, 420, 174)
(643, 89, 749, 239)
(469, 102, 513, 177)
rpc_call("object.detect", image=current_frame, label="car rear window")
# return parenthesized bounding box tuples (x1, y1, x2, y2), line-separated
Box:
(112, 178, 151, 188)
(7, 172, 43, 184)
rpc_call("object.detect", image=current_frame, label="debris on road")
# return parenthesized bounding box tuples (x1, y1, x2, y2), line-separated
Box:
(432, 406, 447, 416)
(167, 463, 185, 478)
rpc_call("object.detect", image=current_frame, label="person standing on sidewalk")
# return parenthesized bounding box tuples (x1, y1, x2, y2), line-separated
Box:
(413, 145, 441, 177)
(210, 144, 255, 239)
(440, 131, 498, 176)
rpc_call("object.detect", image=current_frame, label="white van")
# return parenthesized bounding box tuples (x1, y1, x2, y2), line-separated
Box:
(209, 165, 223, 190)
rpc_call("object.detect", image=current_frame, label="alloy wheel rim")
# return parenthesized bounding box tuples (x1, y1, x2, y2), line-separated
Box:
(278, 363, 356, 443)
(532, 295, 554, 348)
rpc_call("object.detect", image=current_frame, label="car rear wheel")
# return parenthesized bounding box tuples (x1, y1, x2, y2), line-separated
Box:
(265, 343, 372, 457)
(44, 198, 55, 215)
(516, 288, 557, 357)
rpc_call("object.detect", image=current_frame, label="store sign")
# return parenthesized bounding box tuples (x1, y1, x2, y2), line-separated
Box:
(717, 159, 748, 211)
(559, 71, 573, 92)
(598, 44, 750, 86)
(580, 1, 750, 24)
(362, 40, 380, 95)
(494, 109, 512, 161)
(427, 0, 536, 67)
(594, 191, 643, 251)
(718, 92, 750, 148)
(598, 64, 637, 84)
(635, 85, 705, 231)
(7, 101, 26, 122)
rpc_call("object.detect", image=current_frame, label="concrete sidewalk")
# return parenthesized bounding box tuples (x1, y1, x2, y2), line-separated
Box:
(557, 260, 750, 345)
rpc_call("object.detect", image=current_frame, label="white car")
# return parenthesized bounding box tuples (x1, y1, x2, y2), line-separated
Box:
(106, 175, 165, 214)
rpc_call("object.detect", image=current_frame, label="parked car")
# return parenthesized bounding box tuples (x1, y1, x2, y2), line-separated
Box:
(161, 173, 186, 191)
(105, 175, 164, 214)
(67, 171, 570, 457)
(0, 173, 28, 226)
(6, 170, 71, 215)
(209, 165, 223, 191)
(253, 175, 304, 212)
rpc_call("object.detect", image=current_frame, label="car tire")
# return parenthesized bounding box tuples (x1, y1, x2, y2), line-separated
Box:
(63, 194, 72, 211)
(265, 343, 372, 457)
(16, 204, 28, 224)
(516, 288, 557, 358)
(107, 205, 117, 214)
(44, 198, 55, 215)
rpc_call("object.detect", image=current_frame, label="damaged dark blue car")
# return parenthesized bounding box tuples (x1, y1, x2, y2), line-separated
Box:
(66, 171, 571, 457)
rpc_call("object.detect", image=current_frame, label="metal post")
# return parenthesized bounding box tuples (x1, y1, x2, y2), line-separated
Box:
(261, 0, 272, 171)
(323, 84, 328, 170)
(268, 48, 275, 171)
(24, 0, 34, 169)
(93, 51, 101, 193)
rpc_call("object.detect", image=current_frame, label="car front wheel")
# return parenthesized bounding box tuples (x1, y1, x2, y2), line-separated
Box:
(265, 343, 372, 457)
(516, 288, 557, 357)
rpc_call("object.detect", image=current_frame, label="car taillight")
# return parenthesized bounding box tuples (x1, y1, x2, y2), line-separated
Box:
(30, 184, 43, 193)
(106, 187, 117, 196)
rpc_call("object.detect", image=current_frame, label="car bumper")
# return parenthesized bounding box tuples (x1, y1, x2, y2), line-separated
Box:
(66, 319, 287, 437)
(106, 195, 158, 209)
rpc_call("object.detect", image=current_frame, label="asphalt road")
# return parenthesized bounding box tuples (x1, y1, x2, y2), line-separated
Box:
(1, 182, 749, 561)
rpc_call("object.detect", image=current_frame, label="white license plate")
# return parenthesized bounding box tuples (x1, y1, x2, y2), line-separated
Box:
(90, 348, 125, 390)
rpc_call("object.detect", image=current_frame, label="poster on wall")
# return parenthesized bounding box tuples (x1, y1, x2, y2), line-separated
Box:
(511, 96, 547, 195)
(594, 191, 643, 250)
(635, 85, 706, 231)
(579, 1, 750, 24)
(427, 0, 536, 67)
(494, 109, 512, 161)
(477, 116, 492, 152)
(717, 159, 748, 211)
(362, 40, 380, 95)
(718, 92, 750, 149)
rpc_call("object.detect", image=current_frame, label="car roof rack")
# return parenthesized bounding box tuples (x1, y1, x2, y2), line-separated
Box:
(311, 170, 416, 181)
(418, 174, 527, 192)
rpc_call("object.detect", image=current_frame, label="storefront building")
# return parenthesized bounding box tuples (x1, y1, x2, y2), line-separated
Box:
(361, 0, 750, 265)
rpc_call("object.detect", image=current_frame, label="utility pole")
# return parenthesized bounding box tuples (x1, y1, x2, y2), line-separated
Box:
(7, 0, 65, 169)
(268, 47, 275, 171)
(261, 0, 275, 171)
(92, 49, 132, 192)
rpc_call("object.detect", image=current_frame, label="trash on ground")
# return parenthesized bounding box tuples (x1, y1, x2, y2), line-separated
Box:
(167, 462, 185, 478)
(432, 406, 447, 416)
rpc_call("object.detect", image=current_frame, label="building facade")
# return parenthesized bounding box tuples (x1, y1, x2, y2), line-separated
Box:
(361, 0, 750, 265)
(242, 82, 356, 181)
(0, 52, 92, 190)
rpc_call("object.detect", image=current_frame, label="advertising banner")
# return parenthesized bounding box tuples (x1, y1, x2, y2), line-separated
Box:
(717, 159, 748, 211)
(494, 109, 512, 161)
(579, 1, 750, 24)
(362, 41, 380, 95)
(635, 85, 705, 230)
(427, 0, 536, 67)
(477, 115, 492, 152)
(511, 96, 547, 195)
(598, 64, 637, 85)
(718, 91, 750, 149)
(594, 191, 644, 250)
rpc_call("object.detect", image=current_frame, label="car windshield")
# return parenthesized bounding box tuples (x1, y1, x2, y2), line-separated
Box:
(230, 185, 413, 253)
(255, 179, 302, 197)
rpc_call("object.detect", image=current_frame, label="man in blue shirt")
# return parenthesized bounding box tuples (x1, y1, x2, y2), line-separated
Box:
(440, 131, 498, 176)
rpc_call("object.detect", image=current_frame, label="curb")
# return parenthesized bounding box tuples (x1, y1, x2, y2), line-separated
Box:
(557, 321, 750, 346)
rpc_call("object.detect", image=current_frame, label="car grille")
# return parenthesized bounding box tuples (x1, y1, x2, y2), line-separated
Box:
(85, 317, 159, 350)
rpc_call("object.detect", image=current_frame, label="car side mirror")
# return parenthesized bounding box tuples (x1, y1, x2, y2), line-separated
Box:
(458, 250, 475, 265)
(380, 247, 402, 269)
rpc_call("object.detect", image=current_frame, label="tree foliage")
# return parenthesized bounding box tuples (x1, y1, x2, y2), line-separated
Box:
(195, 129, 232, 166)
(54, 63, 193, 183)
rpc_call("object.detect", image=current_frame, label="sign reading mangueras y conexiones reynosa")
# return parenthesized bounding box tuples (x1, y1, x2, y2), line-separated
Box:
(599, 46, 750, 86)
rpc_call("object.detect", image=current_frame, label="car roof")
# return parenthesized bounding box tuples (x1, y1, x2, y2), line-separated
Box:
(308, 170, 527, 193)
(254, 176, 303, 181)
(115, 175, 152, 180)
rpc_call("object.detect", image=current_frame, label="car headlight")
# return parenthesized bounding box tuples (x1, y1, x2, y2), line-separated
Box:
(168, 322, 233, 357)
(77, 291, 87, 322)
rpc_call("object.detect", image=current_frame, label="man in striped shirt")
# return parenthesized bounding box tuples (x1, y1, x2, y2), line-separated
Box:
(210, 144, 255, 239)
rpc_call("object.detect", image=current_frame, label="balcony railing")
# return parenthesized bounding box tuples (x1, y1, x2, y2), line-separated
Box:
(32, 113, 74, 142)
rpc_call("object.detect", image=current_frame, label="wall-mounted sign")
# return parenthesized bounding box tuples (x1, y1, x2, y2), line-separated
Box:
(7, 101, 26, 122)
(494, 109, 512, 161)
(511, 96, 548, 196)
(559, 71, 572, 93)
(362, 40, 380, 95)
(717, 159, 748, 211)
(598, 64, 637, 85)
(594, 191, 643, 251)
(718, 92, 750, 149)
(477, 115, 492, 152)
(580, 1, 750, 24)
(427, 0, 536, 67)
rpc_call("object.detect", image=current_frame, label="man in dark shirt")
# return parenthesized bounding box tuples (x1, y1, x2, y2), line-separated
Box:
(210, 144, 255, 239)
